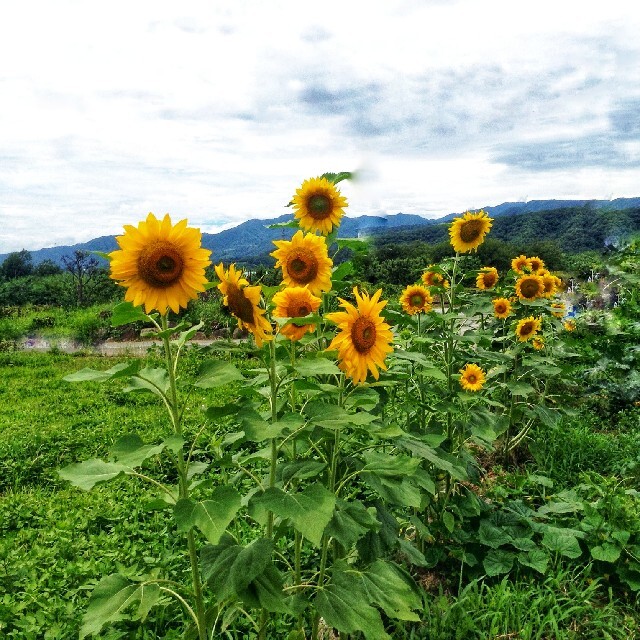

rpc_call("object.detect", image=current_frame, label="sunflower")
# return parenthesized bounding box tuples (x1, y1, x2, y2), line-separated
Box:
(215, 263, 272, 347)
(271, 231, 333, 295)
(515, 316, 541, 342)
(292, 176, 348, 235)
(326, 287, 394, 384)
(109, 212, 211, 314)
(511, 255, 530, 274)
(528, 256, 545, 273)
(448, 210, 493, 253)
(492, 297, 513, 319)
(421, 267, 449, 288)
(564, 319, 576, 332)
(459, 363, 486, 392)
(476, 266, 499, 290)
(532, 336, 545, 351)
(272, 286, 321, 341)
(550, 302, 566, 318)
(515, 274, 545, 301)
(539, 270, 558, 298)
(400, 285, 433, 315)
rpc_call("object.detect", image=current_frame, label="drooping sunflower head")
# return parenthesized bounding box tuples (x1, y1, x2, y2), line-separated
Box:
(515, 274, 545, 301)
(421, 267, 449, 288)
(292, 176, 348, 235)
(109, 213, 211, 314)
(511, 255, 530, 274)
(550, 301, 566, 318)
(476, 266, 499, 290)
(539, 270, 558, 298)
(325, 287, 394, 385)
(564, 319, 576, 332)
(492, 297, 513, 319)
(400, 285, 433, 315)
(515, 315, 542, 342)
(214, 263, 272, 347)
(459, 363, 486, 392)
(532, 336, 545, 351)
(449, 210, 493, 253)
(271, 231, 333, 295)
(272, 286, 321, 341)
(528, 256, 545, 273)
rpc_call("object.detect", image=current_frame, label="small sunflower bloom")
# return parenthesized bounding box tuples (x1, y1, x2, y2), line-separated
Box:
(422, 267, 449, 288)
(532, 336, 545, 351)
(449, 210, 493, 253)
(550, 302, 566, 318)
(459, 363, 486, 392)
(271, 231, 333, 295)
(539, 270, 558, 298)
(492, 297, 513, 319)
(292, 176, 348, 235)
(515, 274, 545, 301)
(109, 213, 211, 314)
(515, 316, 542, 342)
(476, 266, 499, 290)
(272, 286, 321, 341)
(326, 287, 394, 385)
(564, 319, 576, 332)
(528, 256, 545, 273)
(511, 255, 531, 274)
(400, 285, 433, 315)
(215, 263, 272, 347)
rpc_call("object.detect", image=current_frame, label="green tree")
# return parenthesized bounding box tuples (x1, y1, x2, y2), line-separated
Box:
(1, 249, 33, 280)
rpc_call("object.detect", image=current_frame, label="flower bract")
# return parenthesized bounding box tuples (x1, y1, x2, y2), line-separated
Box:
(400, 285, 433, 315)
(272, 286, 321, 341)
(215, 263, 272, 347)
(271, 231, 333, 295)
(292, 176, 348, 235)
(326, 287, 394, 384)
(459, 363, 486, 392)
(109, 212, 211, 314)
(448, 210, 493, 253)
(515, 316, 542, 342)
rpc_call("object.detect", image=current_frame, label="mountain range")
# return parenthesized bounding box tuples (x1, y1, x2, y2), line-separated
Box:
(3, 197, 640, 266)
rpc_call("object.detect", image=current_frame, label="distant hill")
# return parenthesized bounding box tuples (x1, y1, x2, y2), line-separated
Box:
(3, 198, 640, 266)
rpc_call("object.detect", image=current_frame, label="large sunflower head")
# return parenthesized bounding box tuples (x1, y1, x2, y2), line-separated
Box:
(476, 266, 499, 290)
(421, 267, 449, 289)
(515, 274, 545, 301)
(550, 301, 566, 318)
(449, 210, 493, 253)
(528, 256, 545, 273)
(109, 213, 211, 314)
(492, 297, 513, 319)
(271, 231, 333, 295)
(511, 255, 530, 274)
(325, 287, 394, 385)
(400, 285, 433, 315)
(459, 363, 486, 392)
(292, 176, 348, 235)
(215, 263, 272, 347)
(272, 286, 321, 341)
(515, 316, 542, 342)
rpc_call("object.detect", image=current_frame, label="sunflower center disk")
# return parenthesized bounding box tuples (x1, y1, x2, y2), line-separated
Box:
(468, 375, 477, 384)
(520, 323, 534, 337)
(459, 221, 482, 243)
(227, 285, 256, 325)
(410, 294, 424, 307)
(307, 194, 332, 220)
(289, 304, 311, 327)
(521, 280, 540, 298)
(351, 317, 377, 354)
(137, 241, 184, 288)
(287, 251, 319, 285)
(483, 274, 497, 287)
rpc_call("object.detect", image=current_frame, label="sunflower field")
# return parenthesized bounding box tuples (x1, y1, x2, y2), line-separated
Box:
(6, 173, 640, 639)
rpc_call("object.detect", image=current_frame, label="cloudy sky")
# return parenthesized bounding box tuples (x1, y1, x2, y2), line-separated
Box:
(1, 0, 640, 255)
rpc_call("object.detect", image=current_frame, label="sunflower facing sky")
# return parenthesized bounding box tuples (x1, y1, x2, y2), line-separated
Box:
(492, 297, 513, 319)
(109, 212, 211, 314)
(272, 286, 321, 341)
(448, 210, 493, 253)
(326, 287, 394, 385)
(459, 364, 486, 392)
(515, 316, 542, 342)
(271, 231, 333, 295)
(400, 284, 433, 315)
(215, 263, 272, 347)
(515, 274, 545, 301)
(476, 266, 499, 290)
(292, 176, 348, 235)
